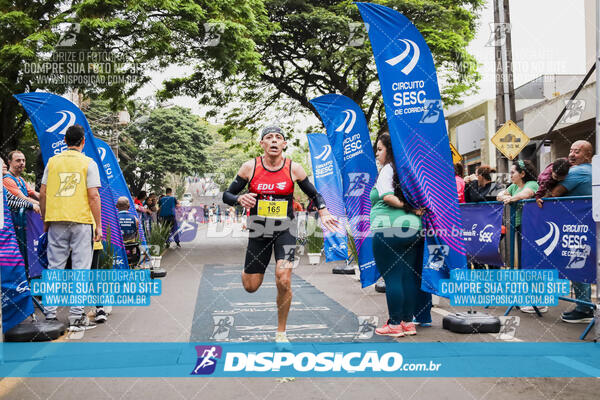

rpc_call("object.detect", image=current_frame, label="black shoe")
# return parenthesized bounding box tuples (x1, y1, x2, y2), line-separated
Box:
(45, 317, 58, 321)
(95, 308, 107, 323)
(176, 243, 181, 248)
(561, 309, 594, 324)
(375, 279, 386, 293)
(561, 308, 577, 318)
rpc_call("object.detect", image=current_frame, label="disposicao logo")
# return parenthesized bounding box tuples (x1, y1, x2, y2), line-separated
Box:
(535, 222, 560, 256)
(224, 351, 405, 373)
(335, 109, 357, 133)
(385, 39, 420, 75)
(46, 110, 76, 135)
(191, 345, 222, 375)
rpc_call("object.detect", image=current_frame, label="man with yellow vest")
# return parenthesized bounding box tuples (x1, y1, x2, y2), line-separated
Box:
(39, 124, 102, 331)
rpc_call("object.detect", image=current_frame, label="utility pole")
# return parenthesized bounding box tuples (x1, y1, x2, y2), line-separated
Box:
(493, 0, 516, 174)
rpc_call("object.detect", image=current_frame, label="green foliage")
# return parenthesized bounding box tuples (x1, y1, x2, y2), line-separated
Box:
(99, 224, 114, 269)
(2, 0, 268, 154)
(305, 215, 324, 254)
(120, 105, 213, 193)
(145, 221, 172, 256)
(346, 228, 358, 265)
(208, 126, 262, 191)
(162, 0, 483, 138)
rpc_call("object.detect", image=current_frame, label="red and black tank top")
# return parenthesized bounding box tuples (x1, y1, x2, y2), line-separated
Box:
(248, 156, 295, 219)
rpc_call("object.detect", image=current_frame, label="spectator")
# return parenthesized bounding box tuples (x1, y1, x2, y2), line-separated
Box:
(371, 133, 430, 337)
(535, 158, 571, 207)
(158, 188, 180, 248)
(454, 163, 465, 203)
(39, 124, 102, 331)
(203, 204, 209, 223)
(135, 190, 151, 232)
(464, 165, 499, 203)
(496, 160, 538, 267)
(145, 193, 158, 225)
(549, 140, 593, 324)
(117, 196, 140, 243)
(3, 150, 39, 204)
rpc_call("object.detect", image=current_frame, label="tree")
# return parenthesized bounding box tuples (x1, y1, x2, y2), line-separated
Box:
(161, 0, 482, 137)
(1, 0, 269, 156)
(207, 125, 262, 191)
(120, 106, 213, 193)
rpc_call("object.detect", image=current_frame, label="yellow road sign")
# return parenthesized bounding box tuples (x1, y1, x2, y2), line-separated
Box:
(491, 120, 529, 160)
(449, 142, 462, 164)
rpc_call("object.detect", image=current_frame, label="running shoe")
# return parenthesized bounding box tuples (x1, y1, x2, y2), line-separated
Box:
(375, 323, 404, 337)
(412, 317, 432, 327)
(275, 331, 292, 351)
(94, 307, 107, 323)
(400, 321, 417, 336)
(561, 309, 594, 324)
(520, 306, 548, 314)
(69, 314, 97, 331)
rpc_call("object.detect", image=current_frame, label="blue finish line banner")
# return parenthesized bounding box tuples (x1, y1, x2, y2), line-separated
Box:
(356, 3, 467, 295)
(307, 133, 348, 262)
(460, 202, 504, 266)
(1, 343, 599, 377)
(521, 197, 596, 283)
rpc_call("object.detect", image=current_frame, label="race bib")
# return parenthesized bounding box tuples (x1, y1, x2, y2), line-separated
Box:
(257, 200, 287, 219)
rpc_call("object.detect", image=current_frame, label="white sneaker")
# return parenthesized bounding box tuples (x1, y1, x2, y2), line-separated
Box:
(520, 306, 548, 314)
(275, 331, 292, 351)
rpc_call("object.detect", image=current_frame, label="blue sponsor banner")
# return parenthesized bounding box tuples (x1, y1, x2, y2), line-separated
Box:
(460, 202, 504, 266)
(14, 92, 128, 269)
(307, 133, 348, 262)
(310, 94, 378, 286)
(1, 192, 35, 332)
(1, 342, 600, 377)
(356, 3, 467, 295)
(94, 137, 148, 249)
(521, 197, 596, 283)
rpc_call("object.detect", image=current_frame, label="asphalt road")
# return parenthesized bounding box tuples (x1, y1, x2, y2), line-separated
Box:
(1, 222, 599, 399)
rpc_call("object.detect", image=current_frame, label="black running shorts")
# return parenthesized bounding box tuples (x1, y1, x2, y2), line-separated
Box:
(244, 229, 297, 274)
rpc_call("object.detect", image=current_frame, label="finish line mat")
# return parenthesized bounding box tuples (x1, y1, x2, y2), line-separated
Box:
(190, 264, 390, 342)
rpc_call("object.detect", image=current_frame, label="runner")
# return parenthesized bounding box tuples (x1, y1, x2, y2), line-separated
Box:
(223, 125, 338, 345)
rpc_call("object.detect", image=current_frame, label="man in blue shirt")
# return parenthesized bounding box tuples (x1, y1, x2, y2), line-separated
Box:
(551, 140, 593, 323)
(117, 196, 139, 243)
(159, 188, 180, 248)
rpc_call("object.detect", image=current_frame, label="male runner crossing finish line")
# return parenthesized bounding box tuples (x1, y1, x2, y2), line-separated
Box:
(223, 126, 339, 345)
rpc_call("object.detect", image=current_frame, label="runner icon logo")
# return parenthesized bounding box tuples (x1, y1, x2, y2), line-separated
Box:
(385, 39, 420, 75)
(419, 100, 442, 124)
(191, 345, 223, 375)
(210, 316, 234, 340)
(356, 316, 378, 339)
(346, 173, 369, 197)
(426, 245, 449, 271)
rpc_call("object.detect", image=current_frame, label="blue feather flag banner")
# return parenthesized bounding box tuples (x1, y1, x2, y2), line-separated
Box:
(310, 94, 379, 287)
(306, 133, 348, 262)
(356, 3, 466, 295)
(15, 92, 129, 269)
